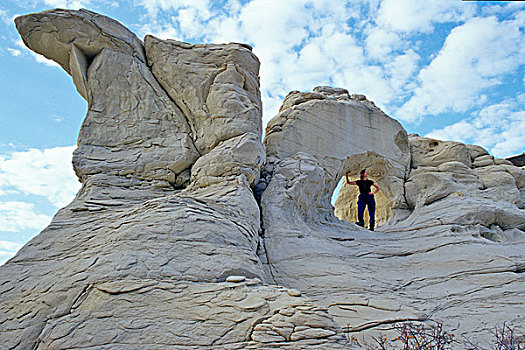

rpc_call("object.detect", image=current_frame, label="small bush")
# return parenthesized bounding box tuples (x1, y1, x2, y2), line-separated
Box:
(365, 321, 454, 350)
(487, 322, 525, 350)
(345, 321, 524, 350)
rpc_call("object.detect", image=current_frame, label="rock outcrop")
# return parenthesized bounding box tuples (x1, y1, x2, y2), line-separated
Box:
(1, 8, 524, 350)
(260, 90, 525, 345)
(1, 9, 347, 349)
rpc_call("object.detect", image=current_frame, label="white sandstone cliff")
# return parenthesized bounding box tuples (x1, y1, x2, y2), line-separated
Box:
(0, 8, 523, 350)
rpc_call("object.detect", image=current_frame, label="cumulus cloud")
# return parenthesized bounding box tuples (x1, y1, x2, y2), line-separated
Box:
(0, 146, 80, 208)
(0, 240, 23, 266)
(481, 2, 525, 17)
(397, 15, 525, 122)
(0, 147, 78, 251)
(202, 0, 419, 121)
(426, 94, 525, 158)
(136, 0, 212, 18)
(0, 201, 51, 233)
(41, 0, 91, 9)
(376, 0, 474, 33)
(365, 27, 402, 60)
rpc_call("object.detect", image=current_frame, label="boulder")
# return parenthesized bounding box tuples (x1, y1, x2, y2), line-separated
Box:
(409, 134, 472, 169)
(264, 87, 410, 221)
(473, 154, 495, 168)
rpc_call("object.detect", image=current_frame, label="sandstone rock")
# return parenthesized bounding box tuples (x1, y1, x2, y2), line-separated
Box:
(466, 144, 489, 160)
(494, 158, 513, 166)
(403, 161, 483, 209)
(1, 9, 349, 350)
(226, 275, 247, 283)
(409, 134, 472, 169)
(473, 154, 495, 167)
(278, 90, 326, 112)
(2, 8, 525, 350)
(144, 35, 262, 155)
(287, 289, 302, 297)
(264, 86, 410, 225)
(260, 89, 525, 347)
(290, 328, 337, 341)
(16, 9, 200, 196)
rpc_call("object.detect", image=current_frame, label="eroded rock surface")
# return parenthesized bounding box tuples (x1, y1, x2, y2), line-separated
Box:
(260, 88, 525, 345)
(1, 9, 347, 349)
(1, 8, 524, 350)
(260, 87, 410, 222)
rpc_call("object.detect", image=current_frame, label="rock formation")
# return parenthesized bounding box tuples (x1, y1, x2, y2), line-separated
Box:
(260, 88, 525, 346)
(2, 9, 346, 349)
(1, 8, 524, 349)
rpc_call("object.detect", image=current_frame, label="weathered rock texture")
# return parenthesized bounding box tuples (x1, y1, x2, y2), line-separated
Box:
(259, 89, 525, 345)
(1, 8, 524, 350)
(1, 9, 347, 349)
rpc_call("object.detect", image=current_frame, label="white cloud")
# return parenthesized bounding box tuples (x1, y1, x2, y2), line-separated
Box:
(385, 49, 420, 93)
(15, 39, 61, 68)
(0, 240, 23, 266)
(200, 0, 412, 122)
(0, 201, 51, 232)
(397, 15, 525, 122)
(7, 48, 21, 57)
(135, 0, 212, 18)
(0, 8, 11, 26)
(134, 0, 219, 40)
(376, 0, 474, 33)
(365, 27, 401, 60)
(481, 2, 525, 17)
(426, 94, 525, 158)
(201, 0, 427, 121)
(0, 240, 23, 252)
(33, 53, 61, 67)
(41, 0, 91, 9)
(0, 146, 80, 208)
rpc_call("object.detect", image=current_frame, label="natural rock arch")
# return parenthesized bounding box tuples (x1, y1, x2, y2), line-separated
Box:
(1, 9, 525, 350)
(262, 87, 411, 226)
(333, 153, 395, 228)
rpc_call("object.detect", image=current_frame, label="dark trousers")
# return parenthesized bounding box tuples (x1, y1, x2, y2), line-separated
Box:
(357, 194, 375, 230)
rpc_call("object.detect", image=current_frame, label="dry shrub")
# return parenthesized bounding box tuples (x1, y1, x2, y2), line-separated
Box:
(346, 321, 524, 350)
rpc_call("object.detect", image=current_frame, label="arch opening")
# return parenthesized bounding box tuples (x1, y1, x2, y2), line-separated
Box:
(329, 152, 406, 230)
(332, 174, 392, 228)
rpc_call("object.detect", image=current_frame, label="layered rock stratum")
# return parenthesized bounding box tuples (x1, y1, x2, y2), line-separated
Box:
(1, 8, 524, 349)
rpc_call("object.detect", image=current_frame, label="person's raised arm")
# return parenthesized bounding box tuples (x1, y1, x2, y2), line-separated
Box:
(345, 172, 356, 186)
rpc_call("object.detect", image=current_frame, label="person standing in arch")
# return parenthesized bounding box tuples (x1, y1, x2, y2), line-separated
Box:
(345, 169, 381, 231)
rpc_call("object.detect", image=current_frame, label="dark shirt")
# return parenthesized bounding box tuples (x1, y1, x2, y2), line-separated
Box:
(356, 179, 374, 195)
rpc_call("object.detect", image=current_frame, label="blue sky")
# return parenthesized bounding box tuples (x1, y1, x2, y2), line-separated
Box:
(0, 0, 524, 264)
